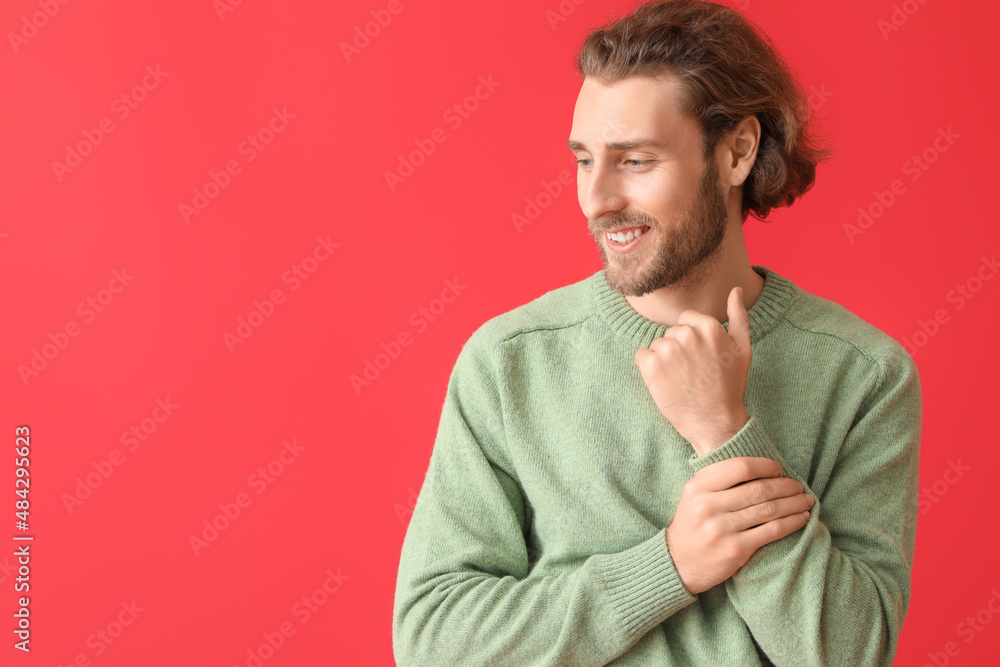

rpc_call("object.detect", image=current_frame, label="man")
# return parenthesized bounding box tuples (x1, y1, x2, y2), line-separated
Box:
(393, 1, 921, 665)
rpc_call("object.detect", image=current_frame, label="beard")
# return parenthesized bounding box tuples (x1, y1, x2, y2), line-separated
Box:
(589, 157, 730, 297)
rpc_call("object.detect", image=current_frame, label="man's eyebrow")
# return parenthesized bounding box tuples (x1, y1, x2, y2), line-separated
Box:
(567, 137, 668, 151)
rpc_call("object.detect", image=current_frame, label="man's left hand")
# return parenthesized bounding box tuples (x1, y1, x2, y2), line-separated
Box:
(635, 286, 753, 457)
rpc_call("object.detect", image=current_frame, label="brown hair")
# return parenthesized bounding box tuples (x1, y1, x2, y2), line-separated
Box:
(574, 0, 835, 222)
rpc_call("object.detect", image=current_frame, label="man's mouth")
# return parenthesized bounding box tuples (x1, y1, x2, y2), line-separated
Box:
(604, 225, 650, 244)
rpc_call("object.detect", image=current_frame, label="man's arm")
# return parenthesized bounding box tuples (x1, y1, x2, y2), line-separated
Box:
(392, 334, 698, 666)
(686, 348, 922, 667)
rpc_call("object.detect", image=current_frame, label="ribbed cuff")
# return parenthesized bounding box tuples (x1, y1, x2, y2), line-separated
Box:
(686, 416, 808, 488)
(596, 528, 697, 640)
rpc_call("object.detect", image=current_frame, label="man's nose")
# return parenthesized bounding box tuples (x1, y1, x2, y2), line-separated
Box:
(580, 162, 626, 221)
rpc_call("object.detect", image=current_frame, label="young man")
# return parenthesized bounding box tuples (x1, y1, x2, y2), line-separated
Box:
(393, 1, 921, 665)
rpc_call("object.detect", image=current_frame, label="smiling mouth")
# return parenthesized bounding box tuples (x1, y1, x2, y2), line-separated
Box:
(604, 225, 650, 244)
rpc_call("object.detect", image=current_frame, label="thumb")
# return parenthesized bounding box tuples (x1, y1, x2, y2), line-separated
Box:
(726, 286, 751, 354)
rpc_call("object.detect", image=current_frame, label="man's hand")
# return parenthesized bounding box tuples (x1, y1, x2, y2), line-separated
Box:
(635, 286, 752, 456)
(666, 457, 814, 595)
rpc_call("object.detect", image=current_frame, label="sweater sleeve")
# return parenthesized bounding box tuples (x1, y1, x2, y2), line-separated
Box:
(685, 348, 922, 667)
(392, 333, 698, 667)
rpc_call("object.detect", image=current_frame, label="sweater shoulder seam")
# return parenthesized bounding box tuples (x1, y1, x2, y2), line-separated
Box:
(780, 313, 889, 383)
(493, 313, 596, 347)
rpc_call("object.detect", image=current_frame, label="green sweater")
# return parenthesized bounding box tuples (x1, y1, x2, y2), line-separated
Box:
(393, 264, 922, 666)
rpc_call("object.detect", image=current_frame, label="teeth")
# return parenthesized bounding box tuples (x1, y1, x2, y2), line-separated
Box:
(607, 227, 647, 244)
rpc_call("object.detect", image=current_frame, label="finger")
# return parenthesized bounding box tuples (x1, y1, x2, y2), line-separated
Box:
(648, 336, 674, 352)
(635, 347, 648, 365)
(740, 511, 811, 551)
(693, 456, 783, 492)
(729, 493, 814, 532)
(675, 308, 717, 331)
(722, 477, 804, 512)
(724, 477, 805, 512)
(660, 323, 696, 342)
(635, 345, 662, 369)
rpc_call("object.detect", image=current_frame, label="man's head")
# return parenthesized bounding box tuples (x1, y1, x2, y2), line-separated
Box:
(568, 0, 833, 296)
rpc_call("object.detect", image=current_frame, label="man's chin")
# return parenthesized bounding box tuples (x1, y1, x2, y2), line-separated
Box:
(604, 265, 654, 297)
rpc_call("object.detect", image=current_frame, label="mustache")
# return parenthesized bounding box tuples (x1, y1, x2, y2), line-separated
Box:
(591, 217, 656, 232)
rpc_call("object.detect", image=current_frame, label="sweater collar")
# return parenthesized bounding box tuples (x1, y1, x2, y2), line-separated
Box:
(592, 264, 797, 349)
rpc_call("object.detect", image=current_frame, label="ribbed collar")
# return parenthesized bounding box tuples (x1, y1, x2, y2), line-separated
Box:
(592, 264, 797, 349)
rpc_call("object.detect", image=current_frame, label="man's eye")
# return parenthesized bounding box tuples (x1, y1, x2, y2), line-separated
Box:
(573, 158, 647, 168)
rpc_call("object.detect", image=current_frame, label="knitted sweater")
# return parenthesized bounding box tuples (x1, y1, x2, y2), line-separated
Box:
(392, 264, 922, 667)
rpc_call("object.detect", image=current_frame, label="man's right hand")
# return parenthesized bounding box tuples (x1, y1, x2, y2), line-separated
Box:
(666, 456, 814, 595)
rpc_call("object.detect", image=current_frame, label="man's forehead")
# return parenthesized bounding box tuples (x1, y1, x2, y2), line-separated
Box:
(575, 74, 685, 112)
(570, 74, 690, 147)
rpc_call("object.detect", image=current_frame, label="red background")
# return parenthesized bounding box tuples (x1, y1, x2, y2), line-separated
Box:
(2, 0, 998, 665)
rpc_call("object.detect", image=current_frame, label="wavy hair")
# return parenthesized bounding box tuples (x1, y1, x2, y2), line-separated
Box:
(575, 0, 835, 222)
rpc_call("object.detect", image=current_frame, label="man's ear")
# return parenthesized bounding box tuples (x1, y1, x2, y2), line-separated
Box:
(722, 115, 761, 188)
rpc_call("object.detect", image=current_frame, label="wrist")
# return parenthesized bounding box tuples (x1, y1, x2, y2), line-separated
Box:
(690, 410, 750, 456)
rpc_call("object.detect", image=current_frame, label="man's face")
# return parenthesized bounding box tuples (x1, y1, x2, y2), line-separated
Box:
(569, 74, 731, 296)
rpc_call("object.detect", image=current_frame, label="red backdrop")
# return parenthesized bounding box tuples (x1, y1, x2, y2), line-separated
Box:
(2, 0, 998, 665)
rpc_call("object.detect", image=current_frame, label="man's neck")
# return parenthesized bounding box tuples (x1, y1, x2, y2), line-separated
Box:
(624, 251, 765, 328)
